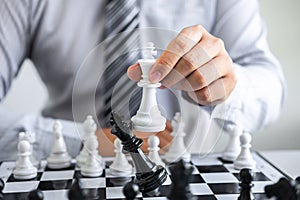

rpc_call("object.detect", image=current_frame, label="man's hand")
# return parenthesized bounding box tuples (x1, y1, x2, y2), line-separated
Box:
(128, 25, 237, 106)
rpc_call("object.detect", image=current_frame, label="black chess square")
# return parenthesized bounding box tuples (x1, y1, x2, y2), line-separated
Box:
(169, 174, 205, 184)
(3, 192, 30, 200)
(38, 179, 72, 190)
(233, 172, 270, 181)
(82, 188, 106, 199)
(6, 172, 42, 182)
(208, 183, 240, 194)
(196, 165, 229, 173)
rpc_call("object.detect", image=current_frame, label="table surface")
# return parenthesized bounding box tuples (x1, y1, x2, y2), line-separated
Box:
(260, 150, 300, 179)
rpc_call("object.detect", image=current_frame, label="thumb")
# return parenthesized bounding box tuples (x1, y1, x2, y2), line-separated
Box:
(127, 63, 142, 82)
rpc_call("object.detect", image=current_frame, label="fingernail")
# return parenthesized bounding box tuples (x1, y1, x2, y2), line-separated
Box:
(150, 71, 161, 83)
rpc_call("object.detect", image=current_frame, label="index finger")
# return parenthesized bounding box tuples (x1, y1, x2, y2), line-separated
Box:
(149, 25, 204, 83)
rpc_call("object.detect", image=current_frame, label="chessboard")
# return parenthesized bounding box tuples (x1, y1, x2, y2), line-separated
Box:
(0, 152, 288, 200)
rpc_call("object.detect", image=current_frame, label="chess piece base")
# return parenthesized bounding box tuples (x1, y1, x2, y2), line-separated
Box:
(13, 167, 37, 180)
(47, 153, 71, 169)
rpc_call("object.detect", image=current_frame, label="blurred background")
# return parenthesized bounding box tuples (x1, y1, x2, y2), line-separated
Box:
(1, 0, 299, 150)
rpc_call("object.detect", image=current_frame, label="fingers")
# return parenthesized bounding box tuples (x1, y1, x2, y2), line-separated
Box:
(162, 33, 225, 88)
(127, 63, 141, 81)
(187, 74, 237, 106)
(173, 55, 232, 91)
(149, 25, 204, 83)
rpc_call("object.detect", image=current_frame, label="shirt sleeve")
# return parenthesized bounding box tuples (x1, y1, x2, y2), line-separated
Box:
(211, 0, 285, 132)
(0, 0, 82, 160)
(0, 0, 32, 100)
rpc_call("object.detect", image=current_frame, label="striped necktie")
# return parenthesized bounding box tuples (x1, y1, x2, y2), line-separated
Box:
(99, 0, 142, 127)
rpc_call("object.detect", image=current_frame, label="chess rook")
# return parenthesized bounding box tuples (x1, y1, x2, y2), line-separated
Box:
(131, 42, 166, 132)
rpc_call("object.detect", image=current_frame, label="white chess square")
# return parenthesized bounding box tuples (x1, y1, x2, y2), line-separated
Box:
(80, 177, 106, 189)
(224, 164, 259, 173)
(143, 197, 168, 200)
(215, 194, 239, 200)
(190, 183, 214, 195)
(252, 181, 273, 193)
(191, 155, 222, 166)
(43, 189, 69, 200)
(3, 181, 39, 193)
(201, 173, 238, 183)
(106, 186, 142, 199)
(162, 175, 172, 185)
(41, 170, 74, 181)
(0, 162, 15, 182)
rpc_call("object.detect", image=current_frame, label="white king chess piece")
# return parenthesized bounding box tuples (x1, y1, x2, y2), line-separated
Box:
(131, 42, 166, 132)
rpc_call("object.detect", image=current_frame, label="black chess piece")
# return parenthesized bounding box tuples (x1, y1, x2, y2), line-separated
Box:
(238, 168, 254, 200)
(0, 178, 4, 200)
(167, 159, 194, 200)
(123, 182, 140, 200)
(110, 111, 168, 195)
(28, 189, 44, 200)
(68, 177, 85, 200)
(265, 176, 300, 200)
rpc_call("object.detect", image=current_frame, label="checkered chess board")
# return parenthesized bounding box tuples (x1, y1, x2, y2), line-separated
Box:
(0, 152, 287, 200)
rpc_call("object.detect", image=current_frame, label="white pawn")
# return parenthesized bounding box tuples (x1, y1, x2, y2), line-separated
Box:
(19, 132, 40, 168)
(81, 136, 103, 177)
(47, 121, 72, 169)
(13, 140, 37, 180)
(164, 112, 191, 163)
(76, 115, 104, 167)
(234, 132, 256, 170)
(148, 136, 165, 167)
(221, 123, 242, 162)
(109, 138, 133, 176)
(131, 42, 166, 132)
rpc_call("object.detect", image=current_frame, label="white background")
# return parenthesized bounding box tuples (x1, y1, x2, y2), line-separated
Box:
(2, 0, 300, 150)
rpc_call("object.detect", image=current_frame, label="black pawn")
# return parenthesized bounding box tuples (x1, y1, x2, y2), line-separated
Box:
(123, 182, 139, 200)
(238, 168, 254, 200)
(68, 177, 85, 200)
(28, 189, 44, 200)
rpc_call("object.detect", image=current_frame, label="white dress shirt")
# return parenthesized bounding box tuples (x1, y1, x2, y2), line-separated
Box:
(0, 0, 285, 160)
